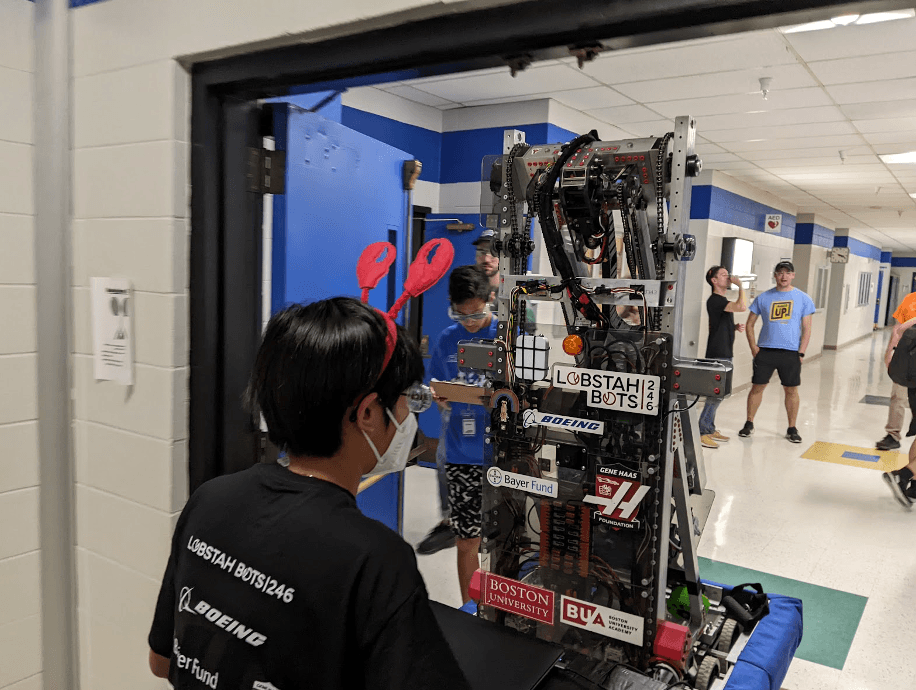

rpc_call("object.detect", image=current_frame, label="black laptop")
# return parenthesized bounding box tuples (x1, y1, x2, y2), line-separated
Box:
(430, 601, 564, 690)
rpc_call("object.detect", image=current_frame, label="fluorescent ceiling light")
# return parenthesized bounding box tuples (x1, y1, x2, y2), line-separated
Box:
(910, 192, 916, 198)
(780, 9, 915, 32)
(855, 9, 916, 23)
(880, 151, 916, 164)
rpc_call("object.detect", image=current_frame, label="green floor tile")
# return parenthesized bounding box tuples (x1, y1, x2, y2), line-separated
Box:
(698, 557, 867, 670)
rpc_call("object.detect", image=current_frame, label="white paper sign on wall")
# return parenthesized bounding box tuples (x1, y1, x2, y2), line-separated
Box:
(765, 214, 782, 234)
(91, 277, 134, 385)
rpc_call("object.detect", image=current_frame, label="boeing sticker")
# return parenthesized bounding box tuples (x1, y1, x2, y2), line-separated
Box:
(522, 408, 605, 435)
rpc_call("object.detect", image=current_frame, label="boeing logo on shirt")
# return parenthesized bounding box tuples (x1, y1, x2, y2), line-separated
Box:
(177, 588, 267, 647)
(770, 301, 793, 320)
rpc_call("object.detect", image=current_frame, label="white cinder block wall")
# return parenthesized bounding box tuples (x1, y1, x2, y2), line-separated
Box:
(0, 2, 42, 689)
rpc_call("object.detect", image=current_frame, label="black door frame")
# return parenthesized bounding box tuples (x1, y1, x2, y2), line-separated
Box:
(189, 0, 910, 489)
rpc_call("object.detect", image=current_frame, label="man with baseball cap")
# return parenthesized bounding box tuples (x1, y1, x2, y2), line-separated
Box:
(472, 229, 499, 305)
(739, 260, 815, 443)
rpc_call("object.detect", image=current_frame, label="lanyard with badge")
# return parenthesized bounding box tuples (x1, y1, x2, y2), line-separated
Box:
(461, 405, 476, 437)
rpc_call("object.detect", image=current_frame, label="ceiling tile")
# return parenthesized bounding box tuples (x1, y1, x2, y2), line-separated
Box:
(864, 131, 916, 145)
(841, 99, 916, 121)
(613, 64, 816, 102)
(740, 146, 873, 160)
(412, 64, 598, 102)
(807, 50, 916, 85)
(785, 17, 916, 61)
(585, 104, 665, 124)
(584, 31, 799, 84)
(550, 86, 633, 110)
(696, 105, 845, 131)
(618, 120, 676, 137)
(724, 134, 868, 152)
(647, 87, 833, 118)
(853, 117, 916, 133)
(872, 141, 916, 154)
(826, 78, 916, 105)
(705, 121, 856, 142)
(383, 85, 457, 108)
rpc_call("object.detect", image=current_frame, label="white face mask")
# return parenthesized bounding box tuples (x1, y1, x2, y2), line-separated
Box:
(362, 409, 418, 477)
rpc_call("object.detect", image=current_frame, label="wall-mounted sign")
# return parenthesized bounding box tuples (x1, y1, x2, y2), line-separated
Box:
(91, 277, 134, 385)
(765, 214, 782, 234)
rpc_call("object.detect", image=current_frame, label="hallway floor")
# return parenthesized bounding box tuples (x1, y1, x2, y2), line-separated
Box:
(404, 328, 915, 690)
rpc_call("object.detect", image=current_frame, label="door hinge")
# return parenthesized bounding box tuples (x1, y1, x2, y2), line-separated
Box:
(247, 147, 286, 194)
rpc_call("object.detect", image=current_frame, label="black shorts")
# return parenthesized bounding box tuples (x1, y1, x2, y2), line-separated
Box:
(446, 464, 483, 539)
(752, 348, 801, 387)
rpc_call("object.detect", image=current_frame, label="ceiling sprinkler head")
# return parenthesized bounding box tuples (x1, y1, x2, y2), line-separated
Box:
(759, 77, 772, 100)
(839, 150, 846, 163)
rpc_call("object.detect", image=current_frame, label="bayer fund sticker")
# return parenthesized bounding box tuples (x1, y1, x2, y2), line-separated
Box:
(486, 467, 558, 498)
(553, 365, 660, 416)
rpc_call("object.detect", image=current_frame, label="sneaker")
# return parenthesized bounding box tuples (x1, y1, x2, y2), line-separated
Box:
(416, 522, 456, 555)
(786, 427, 802, 444)
(876, 434, 901, 451)
(906, 481, 916, 500)
(882, 472, 914, 510)
(738, 422, 754, 438)
(712, 431, 730, 443)
(700, 435, 719, 449)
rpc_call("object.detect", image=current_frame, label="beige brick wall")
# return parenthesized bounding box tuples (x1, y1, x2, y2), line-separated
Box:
(0, 1, 41, 688)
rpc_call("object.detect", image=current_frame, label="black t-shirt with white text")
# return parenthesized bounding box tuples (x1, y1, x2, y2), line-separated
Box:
(705, 293, 735, 359)
(149, 463, 469, 690)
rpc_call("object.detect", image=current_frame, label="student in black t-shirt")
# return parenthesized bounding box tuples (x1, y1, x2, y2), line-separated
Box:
(697, 266, 747, 449)
(148, 298, 470, 690)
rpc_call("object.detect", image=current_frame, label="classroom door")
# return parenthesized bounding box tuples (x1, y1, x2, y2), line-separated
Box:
(272, 103, 412, 533)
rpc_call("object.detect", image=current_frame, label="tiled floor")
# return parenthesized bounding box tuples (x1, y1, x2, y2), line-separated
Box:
(404, 329, 916, 690)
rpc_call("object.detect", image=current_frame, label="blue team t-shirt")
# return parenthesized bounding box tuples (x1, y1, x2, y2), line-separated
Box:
(749, 287, 815, 351)
(429, 318, 498, 466)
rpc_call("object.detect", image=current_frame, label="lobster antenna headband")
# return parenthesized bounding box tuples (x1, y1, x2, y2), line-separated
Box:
(356, 238, 455, 371)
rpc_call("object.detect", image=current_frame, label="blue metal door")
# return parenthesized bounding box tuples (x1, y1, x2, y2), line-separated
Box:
(272, 104, 411, 533)
(874, 269, 884, 326)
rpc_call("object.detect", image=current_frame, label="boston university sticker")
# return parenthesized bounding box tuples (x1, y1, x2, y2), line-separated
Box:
(481, 572, 555, 624)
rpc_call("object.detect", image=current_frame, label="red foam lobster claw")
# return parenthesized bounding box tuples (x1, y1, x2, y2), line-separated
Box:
(356, 242, 397, 303)
(388, 238, 455, 318)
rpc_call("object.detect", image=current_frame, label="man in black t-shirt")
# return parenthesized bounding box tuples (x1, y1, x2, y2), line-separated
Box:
(148, 298, 470, 690)
(698, 266, 747, 449)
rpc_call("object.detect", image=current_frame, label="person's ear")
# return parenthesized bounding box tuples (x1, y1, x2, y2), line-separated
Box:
(354, 392, 384, 435)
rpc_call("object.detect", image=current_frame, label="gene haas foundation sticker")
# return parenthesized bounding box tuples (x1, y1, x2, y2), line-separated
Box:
(553, 365, 660, 415)
(583, 466, 649, 529)
(560, 595, 644, 645)
(481, 573, 555, 624)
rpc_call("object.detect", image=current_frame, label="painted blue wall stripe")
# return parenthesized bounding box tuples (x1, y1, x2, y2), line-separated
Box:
(891, 257, 916, 267)
(441, 124, 554, 184)
(690, 185, 796, 239)
(795, 222, 835, 249)
(881, 251, 892, 264)
(834, 235, 881, 261)
(341, 107, 441, 184)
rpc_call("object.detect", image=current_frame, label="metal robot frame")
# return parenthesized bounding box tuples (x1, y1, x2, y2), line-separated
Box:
(451, 118, 749, 690)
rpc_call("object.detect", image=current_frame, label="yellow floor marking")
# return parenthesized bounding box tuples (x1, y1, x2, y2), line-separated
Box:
(801, 441, 906, 471)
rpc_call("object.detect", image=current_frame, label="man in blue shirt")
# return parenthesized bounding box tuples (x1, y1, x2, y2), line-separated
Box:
(738, 261, 815, 443)
(429, 266, 498, 603)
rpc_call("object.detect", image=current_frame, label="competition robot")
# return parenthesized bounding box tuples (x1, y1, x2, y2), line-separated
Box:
(443, 119, 755, 690)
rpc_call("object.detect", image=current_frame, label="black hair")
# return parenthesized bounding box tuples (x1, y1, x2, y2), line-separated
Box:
(449, 265, 491, 304)
(706, 265, 725, 289)
(244, 297, 423, 458)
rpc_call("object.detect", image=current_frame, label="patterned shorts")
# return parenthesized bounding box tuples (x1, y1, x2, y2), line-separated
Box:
(445, 464, 483, 539)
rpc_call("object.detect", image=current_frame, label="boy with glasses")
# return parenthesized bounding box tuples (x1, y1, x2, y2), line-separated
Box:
(428, 266, 498, 603)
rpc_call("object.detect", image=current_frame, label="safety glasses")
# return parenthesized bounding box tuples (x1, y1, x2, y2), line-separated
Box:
(448, 304, 489, 323)
(402, 382, 433, 414)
